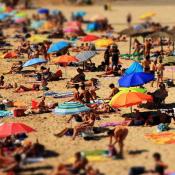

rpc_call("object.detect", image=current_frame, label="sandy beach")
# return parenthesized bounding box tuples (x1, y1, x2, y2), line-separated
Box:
(0, 1, 175, 175)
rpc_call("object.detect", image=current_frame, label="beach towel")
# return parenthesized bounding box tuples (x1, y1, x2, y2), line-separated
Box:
(83, 150, 108, 156)
(145, 132, 175, 144)
(100, 121, 130, 128)
(68, 155, 109, 163)
(44, 91, 73, 98)
(0, 110, 12, 117)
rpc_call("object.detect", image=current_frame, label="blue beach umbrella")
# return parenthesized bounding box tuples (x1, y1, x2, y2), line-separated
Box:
(0, 13, 10, 21)
(73, 11, 86, 17)
(118, 72, 154, 87)
(23, 58, 47, 67)
(54, 102, 90, 115)
(125, 61, 143, 75)
(47, 41, 70, 53)
(37, 8, 49, 14)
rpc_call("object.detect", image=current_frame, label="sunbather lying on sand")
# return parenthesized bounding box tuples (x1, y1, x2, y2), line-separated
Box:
(72, 112, 96, 140)
(4, 61, 23, 74)
(14, 84, 40, 92)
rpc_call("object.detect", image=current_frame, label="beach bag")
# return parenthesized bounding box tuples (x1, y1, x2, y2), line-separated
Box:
(165, 79, 174, 87)
(13, 108, 25, 117)
(129, 167, 145, 175)
(0, 104, 5, 110)
(157, 123, 169, 132)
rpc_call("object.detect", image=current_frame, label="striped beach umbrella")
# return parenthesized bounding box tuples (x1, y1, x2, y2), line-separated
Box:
(76, 51, 96, 63)
(54, 102, 90, 115)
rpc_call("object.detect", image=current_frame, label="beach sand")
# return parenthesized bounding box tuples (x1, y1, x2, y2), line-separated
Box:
(1, 1, 175, 174)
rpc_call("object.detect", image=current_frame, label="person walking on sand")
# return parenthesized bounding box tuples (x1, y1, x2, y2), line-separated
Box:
(107, 126, 128, 158)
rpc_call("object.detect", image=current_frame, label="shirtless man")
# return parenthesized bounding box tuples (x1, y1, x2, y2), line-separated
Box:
(142, 55, 151, 72)
(107, 126, 128, 157)
(79, 84, 94, 104)
(106, 83, 119, 100)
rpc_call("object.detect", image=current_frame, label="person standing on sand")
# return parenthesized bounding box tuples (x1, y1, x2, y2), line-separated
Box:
(156, 59, 164, 88)
(104, 46, 111, 71)
(107, 126, 128, 158)
(142, 55, 151, 73)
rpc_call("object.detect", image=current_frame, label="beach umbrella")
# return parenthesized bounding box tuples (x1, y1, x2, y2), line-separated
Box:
(95, 39, 114, 47)
(64, 28, 79, 33)
(66, 21, 81, 28)
(80, 35, 99, 42)
(30, 20, 45, 29)
(0, 122, 36, 138)
(13, 17, 26, 23)
(125, 61, 143, 75)
(28, 34, 48, 43)
(73, 11, 86, 17)
(4, 51, 18, 59)
(0, 13, 10, 21)
(23, 58, 47, 67)
(76, 51, 96, 63)
(139, 12, 156, 20)
(118, 72, 154, 87)
(110, 91, 153, 109)
(15, 12, 27, 18)
(54, 102, 90, 115)
(48, 41, 70, 54)
(52, 55, 79, 64)
(119, 87, 147, 93)
(37, 8, 49, 14)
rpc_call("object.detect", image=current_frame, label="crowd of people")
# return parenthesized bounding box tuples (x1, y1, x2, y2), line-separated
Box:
(0, 1, 175, 175)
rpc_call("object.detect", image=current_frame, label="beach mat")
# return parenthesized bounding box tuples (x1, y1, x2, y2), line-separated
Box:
(83, 150, 108, 156)
(44, 91, 73, 98)
(145, 132, 175, 144)
(100, 121, 130, 128)
(68, 155, 109, 163)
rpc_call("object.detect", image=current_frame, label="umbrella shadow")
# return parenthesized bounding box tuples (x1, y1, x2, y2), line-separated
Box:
(84, 134, 108, 141)
(43, 149, 59, 158)
(128, 149, 149, 155)
(19, 165, 53, 173)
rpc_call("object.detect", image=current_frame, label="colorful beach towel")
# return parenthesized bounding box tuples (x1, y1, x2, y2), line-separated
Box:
(44, 91, 73, 98)
(100, 121, 130, 127)
(83, 150, 108, 156)
(145, 132, 175, 144)
(0, 110, 12, 117)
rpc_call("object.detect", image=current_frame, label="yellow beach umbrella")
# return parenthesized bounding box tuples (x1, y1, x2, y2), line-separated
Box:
(140, 12, 156, 20)
(95, 39, 114, 47)
(28, 34, 48, 43)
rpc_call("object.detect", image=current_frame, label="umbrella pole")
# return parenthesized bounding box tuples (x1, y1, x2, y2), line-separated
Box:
(83, 62, 85, 70)
(160, 37, 163, 54)
(129, 37, 132, 58)
(130, 106, 133, 113)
